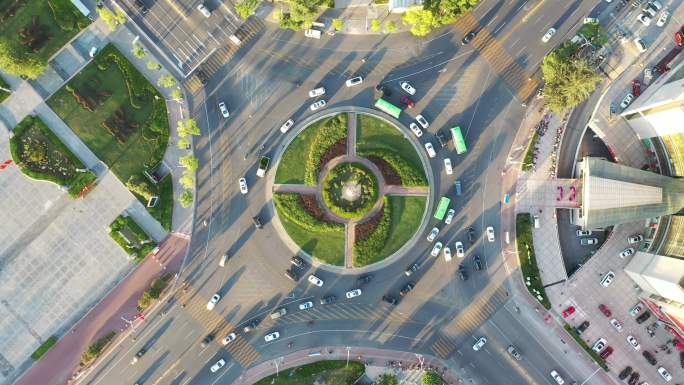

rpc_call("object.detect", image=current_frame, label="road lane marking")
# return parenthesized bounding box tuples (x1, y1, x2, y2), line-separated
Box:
(516, 1, 528, 12)
(494, 22, 507, 34)
(486, 15, 498, 27)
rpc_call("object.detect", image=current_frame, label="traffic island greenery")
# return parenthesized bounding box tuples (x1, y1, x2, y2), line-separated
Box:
(0, 0, 91, 78)
(322, 163, 378, 219)
(137, 272, 173, 311)
(516, 213, 551, 309)
(80, 331, 116, 367)
(109, 215, 157, 263)
(521, 131, 540, 172)
(305, 114, 347, 185)
(254, 360, 365, 385)
(30, 336, 57, 360)
(354, 198, 390, 265)
(564, 324, 609, 371)
(9, 115, 97, 197)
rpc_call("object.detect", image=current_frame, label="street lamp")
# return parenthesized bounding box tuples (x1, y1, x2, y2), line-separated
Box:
(346, 347, 351, 367)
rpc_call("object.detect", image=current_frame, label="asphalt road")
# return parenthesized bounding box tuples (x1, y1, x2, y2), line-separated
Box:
(79, 1, 616, 385)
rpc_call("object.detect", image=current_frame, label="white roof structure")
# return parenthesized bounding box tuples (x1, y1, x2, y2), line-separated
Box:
(625, 252, 684, 305)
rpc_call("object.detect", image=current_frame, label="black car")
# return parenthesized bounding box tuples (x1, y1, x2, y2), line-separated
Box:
(320, 295, 336, 305)
(243, 319, 259, 333)
(200, 334, 214, 348)
(642, 350, 657, 366)
(284, 268, 299, 282)
(461, 31, 477, 45)
(472, 255, 483, 271)
(405, 262, 420, 276)
(196, 70, 209, 85)
(575, 321, 590, 334)
(467, 227, 476, 243)
(627, 372, 640, 385)
(436, 130, 448, 148)
(382, 295, 398, 305)
(636, 311, 651, 324)
(252, 216, 263, 229)
(618, 366, 632, 380)
(290, 255, 304, 268)
(400, 282, 416, 296)
(356, 274, 373, 285)
(134, 0, 150, 15)
(375, 84, 391, 97)
(458, 264, 468, 281)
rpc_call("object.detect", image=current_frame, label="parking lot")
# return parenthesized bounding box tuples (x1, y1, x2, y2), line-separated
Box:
(118, 0, 245, 76)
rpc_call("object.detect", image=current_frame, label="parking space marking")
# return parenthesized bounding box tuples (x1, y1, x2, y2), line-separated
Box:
(162, 0, 188, 19)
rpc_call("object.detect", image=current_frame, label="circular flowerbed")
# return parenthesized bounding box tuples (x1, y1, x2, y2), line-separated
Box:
(322, 163, 379, 219)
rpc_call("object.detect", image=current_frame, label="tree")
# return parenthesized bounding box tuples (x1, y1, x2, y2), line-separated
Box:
(179, 154, 199, 172)
(180, 173, 195, 189)
(423, 0, 480, 25)
(0, 38, 47, 79)
(541, 52, 602, 114)
(177, 118, 201, 137)
(235, 0, 258, 19)
(384, 20, 397, 33)
(371, 19, 381, 32)
(170, 88, 183, 100)
(179, 190, 193, 208)
(147, 61, 160, 71)
(126, 174, 155, 201)
(177, 137, 190, 150)
(377, 374, 398, 385)
(157, 75, 177, 88)
(132, 42, 146, 59)
(283, 0, 319, 30)
(97, 7, 127, 31)
(421, 372, 444, 385)
(332, 18, 344, 31)
(402, 7, 439, 37)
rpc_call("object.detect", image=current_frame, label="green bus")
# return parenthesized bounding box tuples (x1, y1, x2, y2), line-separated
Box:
(374, 98, 402, 119)
(434, 197, 451, 220)
(450, 126, 467, 154)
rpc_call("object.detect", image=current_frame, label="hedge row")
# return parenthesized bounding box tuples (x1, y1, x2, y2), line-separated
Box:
(522, 131, 540, 171)
(353, 197, 391, 265)
(274, 193, 344, 233)
(94, 44, 152, 109)
(137, 272, 174, 311)
(322, 163, 378, 219)
(109, 215, 157, 263)
(564, 324, 609, 371)
(80, 331, 116, 367)
(47, 0, 91, 32)
(304, 114, 347, 185)
(358, 148, 427, 186)
(30, 336, 57, 360)
(516, 213, 551, 309)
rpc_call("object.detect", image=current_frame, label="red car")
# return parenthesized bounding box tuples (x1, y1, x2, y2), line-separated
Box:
(676, 31, 684, 47)
(632, 80, 641, 97)
(600, 346, 614, 359)
(599, 304, 612, 317)
(400, 95, 415, 109)
(562, 306, 575, 318)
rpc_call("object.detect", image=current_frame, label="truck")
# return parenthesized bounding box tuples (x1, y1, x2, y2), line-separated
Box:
(256, 156, 270, 177)
(304, 29, 321, 39)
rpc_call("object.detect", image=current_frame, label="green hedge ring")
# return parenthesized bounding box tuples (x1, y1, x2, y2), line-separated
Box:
(322, 162, 379, 220)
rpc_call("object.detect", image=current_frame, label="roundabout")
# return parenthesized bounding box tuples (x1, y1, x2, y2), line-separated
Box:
(272, 110, 430, 268)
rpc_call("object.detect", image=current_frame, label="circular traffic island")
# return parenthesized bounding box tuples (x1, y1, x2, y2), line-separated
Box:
(273, 111, 430, 269)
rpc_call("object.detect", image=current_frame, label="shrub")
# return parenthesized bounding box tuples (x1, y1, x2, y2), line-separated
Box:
(516, 213, 551, 309)
(47, 0, 92, 32)
(157, 74, 176, 88)
(358, 148, 426, 186)
(179, 190, 193, 208)
(177, 137, 190, 150)
(521, 131, 539, 171)
(304, 114, 347, 185)
(126, 174, 155, 201)
(235, 0, 258, 19)
(177, 118, 201, 137)
(170, 88, 183, 100)
(137, 272, 173, 311)
(132, 42, 146, 58)
(421, 372, 444, 385)
(109, 215, 157, 262)
(353, 197, 391, 264)
(384, 20, 396, 33)
(31, 336, 57, 360)
(274, 193, 344, 233)
(371, 19, 381, 32)
(146, 61, 161, 71)
(80, 331, 116, 367)
(97, 7, 126, 32)
(322, 163, 378, 219)
(332, 18, 344, 31)
(179, 173, 194, 189)
(377, 374, 398, 385)
(179, 154, 198, 172)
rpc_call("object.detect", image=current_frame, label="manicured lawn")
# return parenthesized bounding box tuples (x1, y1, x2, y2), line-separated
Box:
(378, 196, 426, 258)
(30, 336, 57, 360)
(0, 0, 90, 62)
(279, 214, 345, 266)
(254, 360, 365, 385)
(516, 213, 551, 309)
(109, 215, 158, 263)
(47, 44, 169, 183)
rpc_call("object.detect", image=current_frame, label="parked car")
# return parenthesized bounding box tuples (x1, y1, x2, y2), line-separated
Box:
(424, 142, 436, 158)
(473, 255, 483, 271)
(399, 282, 415, 296)
(206, 294, 221, 310)
(221, 333, 236, 345)
(307, 274, 324, 287)
(310, 99, 327, 111)
(633, 37, 647, 53)
(580, 238, 598, 246)
(610, 318, 623, 331)
(618, 366, 632, 380)
(627, 371, 639, 385)
(409, 122, 423, 137)
(599, 304, 612, 317)
(628, 234, 644, 243)
(542, 27, 557, 43)
(270, 308, 287, 319)
(356, 275, 373, 285)
(643, 350, 657, 365)
(284, 268, 299, 282)
(400, 95, 415, 108)
(680, 351, 684, 369)
(637, 13, 652, 26)
(454, 180, 462, 195)
(576, 229, 592, 236)
(309, 87, 326, 98)
(200, 334, 214, 348)
(444, 209, 455, 225)
(416, 114, 429, 128)
(472, 337, 487, 351)
(562, 306, 576, 318)
(632, 79, 641, 97)
(620, 248, 635, 258)
(621, 93, 635, 109)
(382, 295, 398, 305)
(467, 227, 476, 243)
(486, 226, 495, 242)
(427, 227, 440, 242)
(458, 264, 468, 281)
(627, 335, 641, 350)
(131, 347, 146, 364)
(630, 303, 644, 316)
(319, 295, 336, 305)
(431, 242, 443, 257)
(298, 301, 314, 310)
(197, 3, 211, 17)
(242, 319, 259, 333)
(238, 178, 248, 194)
(345, 289, 362, 299)
(436, 130, 448, 148)
(550, 370, 565, 385)
(657, 366, 672, 381)
(290, 255, 304, 267)
(210, 358, 226, 373)
(600, 346, 614, 359)
(455, 241, 465, 258)
(345, 76, 363, 87)
(400, 81, 416, 95)
(252, 216, 263, 229)
(636, 311, 651, 324)
(600, 271, 615, 287)
(443, 246, 452, 262)
(576, 320, 590, 333)
(592, 338, 607, 352)
(405, 262, 420, 276)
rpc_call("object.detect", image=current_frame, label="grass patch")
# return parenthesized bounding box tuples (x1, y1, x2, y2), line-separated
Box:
(131, 175, 173, 231)
(254, 360, 364, 385)
(9, 115, 97, 197)
(563, 324, 609, 371)
(80, 331, 115, 367)
(521, 131, 539, 171)
(0, 76, 10, 103)
(278, 212, 345, 266)
(47, 43, 169, 183)
(30, 336, 57, 360)
(109, 215, 157, 263)
(356, 114, 426, 185)
(516, 213, 551, 309)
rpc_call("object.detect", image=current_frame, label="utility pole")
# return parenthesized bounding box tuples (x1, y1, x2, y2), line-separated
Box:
(346, 347, 351, 367)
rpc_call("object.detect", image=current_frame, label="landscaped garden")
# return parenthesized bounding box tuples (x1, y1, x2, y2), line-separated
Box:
(109, 214, 158, 263)
(254, 360, 365, 385)
(9, 115, 97, 197)
(273, 112, 428, 267)
(47, 44, 172, 230)
(516, 213, 551, 309)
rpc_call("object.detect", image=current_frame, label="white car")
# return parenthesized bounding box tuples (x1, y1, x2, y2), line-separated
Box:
(637, 13, 652, 26)
(238, 178, 248, 194)
(620, 93, 634, 109)
(472, 337, 487, 351)
(409, 122, 423, 137)
(345, 289, 362, 298)
(610, 318, 623, 332)
(88, 46, 98, 58)
(656, 11, 669, 27)
(210, 358, 226, 373)
(308, 87, 326, 98)
(630, 303, 644, 316)
(444, 158, 453, 175)
(627, 335, 641, 350)
(444, 209, 455, 225)
(345, 76, 363, 87)
(550, 370, 565, 385)
(206, 294, 221, 310)
(400, 81, 416, 95)
(633, 38, 647, 53)
(486, 226, 495, 242)
(443, 246, 452, 261)
(424, 142, 436, 158)
(455, 241, 465, 258)
(576, 229, 592, 236)
(310, 100, 327, 111)
(657, 366, 673, 381)
(592, 338, 607, 353)
(308, 274, 324, 287)
(628, 234, 644, 244)
(218, 102, 229, 118)
(221, 333, 236, 345)
(431, 241, 443, 257)
(619, 247, 635, 258)
(415, 114, 429, 129)
(600, 271, 615, 287)
(280, 119, 294, 133)
(197, 3, 211, 17)
(264, 331, 280, 342)
(542, 28, 556, 43)
(427, 227, 440, 242)
(299, 301, 314, 310)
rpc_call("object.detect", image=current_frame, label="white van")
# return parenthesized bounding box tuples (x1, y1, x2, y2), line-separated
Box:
(229, 34, 242, 46)
(304, 29, 321, 39)
(533, 215, 540, 229)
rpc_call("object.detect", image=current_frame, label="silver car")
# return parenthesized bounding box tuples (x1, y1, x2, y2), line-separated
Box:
(409, 122, 423, 137)
(310, 99, 327, 111)
(427, 227, 439, 242)
(430, 241, 443, 257)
